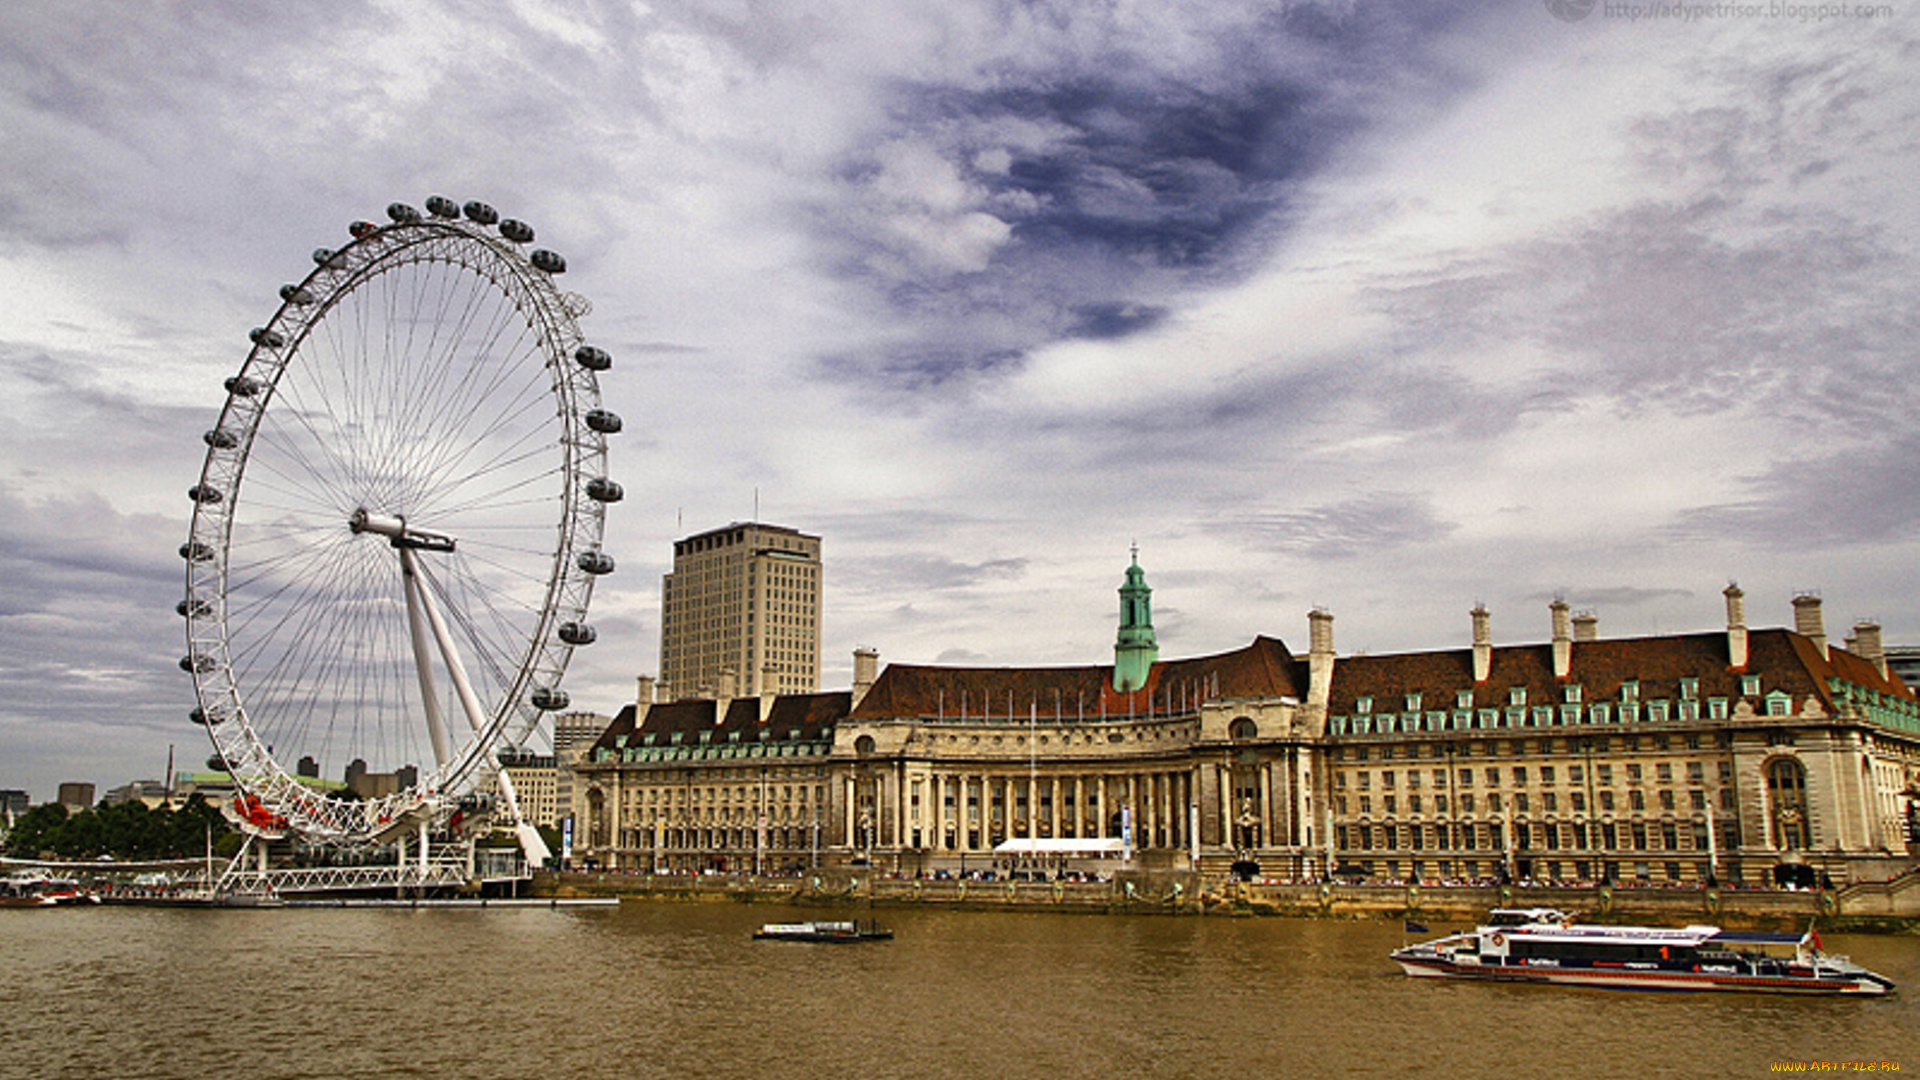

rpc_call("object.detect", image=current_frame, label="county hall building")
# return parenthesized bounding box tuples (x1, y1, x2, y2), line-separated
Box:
(570, 556, 1920, 887)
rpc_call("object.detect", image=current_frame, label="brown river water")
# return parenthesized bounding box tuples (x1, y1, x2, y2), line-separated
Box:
(2, 903, 1917, 1080)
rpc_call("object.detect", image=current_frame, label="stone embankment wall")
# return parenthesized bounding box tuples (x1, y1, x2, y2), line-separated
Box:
(535, 869, 1920, 931)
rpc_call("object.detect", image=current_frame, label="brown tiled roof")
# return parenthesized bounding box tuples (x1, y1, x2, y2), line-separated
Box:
(587, 692, 851, 754)
(850, 636, 1305, 721)
(1324, 627, 1915, 714)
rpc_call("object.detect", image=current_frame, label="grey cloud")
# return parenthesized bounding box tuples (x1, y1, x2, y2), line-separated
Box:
(1226, 492, 1457, 560)
(841, 554, 1031, 593)
(1524, 586, 1694, 608)
(1675, 432, 1920, 549)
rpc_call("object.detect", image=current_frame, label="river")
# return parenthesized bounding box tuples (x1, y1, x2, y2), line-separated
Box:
(2, 903, 1916, 1079)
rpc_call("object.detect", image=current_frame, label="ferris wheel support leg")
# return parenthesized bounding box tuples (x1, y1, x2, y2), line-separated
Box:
(398, 548, 453, 769)
(409, 556, 551, 869)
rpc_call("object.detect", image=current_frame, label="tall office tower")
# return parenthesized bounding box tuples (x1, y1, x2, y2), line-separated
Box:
(659, 522, 821, 698)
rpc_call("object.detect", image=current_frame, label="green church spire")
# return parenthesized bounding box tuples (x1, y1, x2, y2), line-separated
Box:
(1113, 544, 1158, 693)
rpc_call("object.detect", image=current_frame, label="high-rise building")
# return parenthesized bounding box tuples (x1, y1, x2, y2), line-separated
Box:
(659, 522, 821, 697)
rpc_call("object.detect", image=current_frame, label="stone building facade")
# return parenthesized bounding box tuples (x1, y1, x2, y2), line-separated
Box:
(571, 564, 1920, 885)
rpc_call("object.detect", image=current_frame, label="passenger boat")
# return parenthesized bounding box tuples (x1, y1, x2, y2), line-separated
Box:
(752, 920, 893, 943)
(1391, 908, 1894, 995)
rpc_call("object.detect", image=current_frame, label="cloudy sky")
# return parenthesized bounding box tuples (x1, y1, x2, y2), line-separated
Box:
(3, 0, 1916, 801)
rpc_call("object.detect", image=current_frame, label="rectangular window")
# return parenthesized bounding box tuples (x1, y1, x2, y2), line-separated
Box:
(1571, 791, 1586, 812)
(1656, 762, 1673, 782)
(1598, 764, 1613, 784)
(1461, 794, 1474, 813)
(1512, 767, 1527, 785)
(1543, 792, 1558, 812)
(1600, 790, 1615, 811)
(1720, 788, 1736, 810)
(1516, 792, 1529, 813)
(1458, 769, 1473, 786)
(1630, 790, 1645, 811)
(1689, 790, 1706, 811)
(1658, 790, 1675, 811)
(1741, 675, 1761, 696)
(1568, 764, 1584, 784)
(1627, 763, 1643, 782)
(1383, 771, 1396, 788)
(1540, 766, 1556, 784)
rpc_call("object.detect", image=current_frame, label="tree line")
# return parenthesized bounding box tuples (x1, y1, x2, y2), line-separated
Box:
(4, 798, 239, 860)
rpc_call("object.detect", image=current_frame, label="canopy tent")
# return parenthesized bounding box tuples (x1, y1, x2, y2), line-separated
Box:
(992, 837, 1127, 856)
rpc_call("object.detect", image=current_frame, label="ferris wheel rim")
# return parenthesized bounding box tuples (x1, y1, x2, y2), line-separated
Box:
(179, 201, 615, 844)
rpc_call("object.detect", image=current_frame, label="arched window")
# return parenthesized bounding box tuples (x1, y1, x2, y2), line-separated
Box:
(1767, 758, 1809, 850)
(854, 734, 876, 757)
(1230, 717, 1258, 741)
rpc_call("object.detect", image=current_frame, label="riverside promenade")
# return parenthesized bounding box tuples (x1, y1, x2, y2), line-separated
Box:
(534, 867, 1920, 932)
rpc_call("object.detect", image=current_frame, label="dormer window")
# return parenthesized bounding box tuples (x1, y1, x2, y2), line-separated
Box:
(1509, 687, 1527, 707)
(1456, 690, 1473, 709)
(1405, 693, 1422, 712)
(1565, 685, 1583, 704)
(1680, 678, 1699, 700)
(1621, 680, 1639, 702)
(1356, 696, 1373, 715)
(1741, 675, 1761, 696)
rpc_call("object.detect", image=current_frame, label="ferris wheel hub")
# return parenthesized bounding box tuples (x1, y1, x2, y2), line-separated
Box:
(349, 508, 456, 552)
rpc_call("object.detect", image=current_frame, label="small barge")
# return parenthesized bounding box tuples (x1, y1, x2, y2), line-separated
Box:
(753, 920, 893, 943)
(1391, 909, 1893, 996)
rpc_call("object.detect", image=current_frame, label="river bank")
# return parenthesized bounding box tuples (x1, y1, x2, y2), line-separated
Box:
(535, 867, 1920, 933)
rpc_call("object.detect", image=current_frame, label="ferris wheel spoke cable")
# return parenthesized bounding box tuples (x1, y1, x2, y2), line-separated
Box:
(424, 462, 566, 524)
(406, 379, 554, 510)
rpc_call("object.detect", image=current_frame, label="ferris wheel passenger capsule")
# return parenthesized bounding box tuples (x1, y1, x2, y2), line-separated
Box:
(386, 202, 421, 223)
(558, 621, 597, 645)
(180, 653, 215, 674)
(180, 541, 214, 562)
(462, 201, 499, 225)
(177, 598, 211, 618)
(204, 429, 237, 449)
(530, 249, 566, 273)
(530, 687, 570, 710)
(249, 327, 285, 349)
(425, 195, 460, 218)
(189, 707, 210, 726)
(577, 551, 615, 575)
(585, 408, 622, 434)
(499, 219, 534, 243)
(224, 375, 261, 396)
(312, 247, 338, 266)
(573, 345, 611, 371)
(585, 477, 624, 503)
(279, 285, 314, 304)
(349, 220, 380, 239)
(188, 484, 223, 504)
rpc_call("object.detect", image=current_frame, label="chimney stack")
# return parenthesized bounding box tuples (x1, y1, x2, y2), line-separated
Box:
(852, 647, 880, 709)
(636, 674, 656, 710)
(1308, 608, 1335, 710)
(1572, 611, 1598, 642)
(1724, 583, 1748, 670)
(1550, 598, 1572, 680)
(759, 663, 779, 722)
(717, 667, 737, 707)
(1793, 592, 1828, 659)
(1854, 621, 1887, 679)
(1471, 605, 1492, 684)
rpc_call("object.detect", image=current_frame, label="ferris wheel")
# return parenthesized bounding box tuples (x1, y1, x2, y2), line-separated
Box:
(178, 197, 621, 858)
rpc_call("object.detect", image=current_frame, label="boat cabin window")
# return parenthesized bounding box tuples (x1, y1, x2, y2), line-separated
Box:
(1506, 939, 1694, 963)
